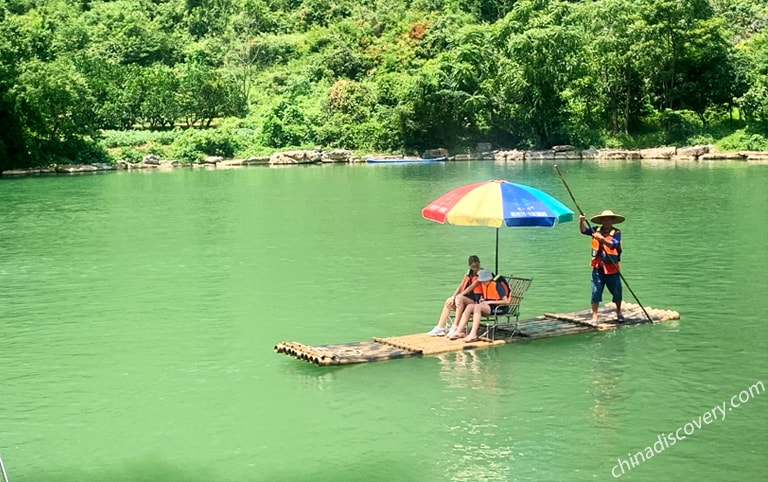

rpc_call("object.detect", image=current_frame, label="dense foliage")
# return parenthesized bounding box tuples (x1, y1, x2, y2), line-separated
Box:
(1, 0, 767, 169)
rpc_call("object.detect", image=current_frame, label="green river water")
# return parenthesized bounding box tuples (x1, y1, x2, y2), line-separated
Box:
(1, 160, 766, 481)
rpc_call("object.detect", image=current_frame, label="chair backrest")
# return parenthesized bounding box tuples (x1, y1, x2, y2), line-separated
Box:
(505, 276, 533, 316)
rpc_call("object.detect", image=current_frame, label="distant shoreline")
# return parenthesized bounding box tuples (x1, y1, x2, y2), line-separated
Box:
(3, 145, 768, 177)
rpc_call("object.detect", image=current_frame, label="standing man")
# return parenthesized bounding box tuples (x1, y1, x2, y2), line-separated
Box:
(580, 209, 624, 324)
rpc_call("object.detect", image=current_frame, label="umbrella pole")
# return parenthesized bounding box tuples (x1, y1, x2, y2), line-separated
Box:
(495, 228, 499, 274)
(554, 165, 653, 324)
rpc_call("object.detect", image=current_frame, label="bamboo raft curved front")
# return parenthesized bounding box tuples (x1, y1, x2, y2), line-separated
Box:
(274, 303, 680, 366)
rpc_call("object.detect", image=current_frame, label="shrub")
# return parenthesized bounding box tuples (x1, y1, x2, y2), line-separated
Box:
(100, 129, 180, 148)
(260, 102, 312, 147)
(167, 128, 239, 162)
(716, 129, 768, 151)
(118, 147, 145, 163)
(659, 109, 704, 145)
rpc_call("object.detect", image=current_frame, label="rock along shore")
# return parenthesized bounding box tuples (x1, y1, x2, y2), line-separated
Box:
(3, 144, 768, 176)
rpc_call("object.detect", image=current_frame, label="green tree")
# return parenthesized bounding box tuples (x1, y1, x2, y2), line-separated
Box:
(296, 0, 352, 28)
(178, 63, 247, 127)
(736, 32, 768, 131)
(137, 63, 180, 128)
(77, 58, 141, 129)
(261, 100, 312, 147)
(221, 0, 291, 108)
(11, 56, 98, 162)
(497, 0, 580, 146)
(313, 79, 371, 147)
(83, 0, 182, 65)
(641, 0, 720, 113)
(0, 8, 27, 171)
(710, 0, 768, 43)
(452, 0, 517, 23)
(567, 0, 648, 136)
(184, 0, 235, 39)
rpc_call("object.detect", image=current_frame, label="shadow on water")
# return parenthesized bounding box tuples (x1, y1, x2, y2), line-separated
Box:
(7, 458, 214, 482)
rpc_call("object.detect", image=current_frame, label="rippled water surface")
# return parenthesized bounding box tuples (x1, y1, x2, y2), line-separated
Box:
(1, 160, 766, 481)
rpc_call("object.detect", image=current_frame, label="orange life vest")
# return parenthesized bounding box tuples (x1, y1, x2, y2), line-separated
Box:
(460, 269, 484, 295)
(459, 269, 483, 296)
(480, 275, 510, 301)
(591, 228, 621, 274)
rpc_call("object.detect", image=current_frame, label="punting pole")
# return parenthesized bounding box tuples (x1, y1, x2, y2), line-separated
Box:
(1, 453, 9, 482)
(554, 165, 653, 324)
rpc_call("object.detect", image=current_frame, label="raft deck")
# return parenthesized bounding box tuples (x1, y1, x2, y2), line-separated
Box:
(274, 303, 680, 366)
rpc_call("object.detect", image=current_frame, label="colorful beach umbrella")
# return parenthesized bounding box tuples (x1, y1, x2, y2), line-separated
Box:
(422, 179, 574, 272)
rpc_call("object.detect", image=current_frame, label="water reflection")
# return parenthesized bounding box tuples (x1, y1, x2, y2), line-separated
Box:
(436, 350, 504, 393)
(280, 361, 341, 389)
(434, 350, 516, 481)
(588, 333, 627, 434)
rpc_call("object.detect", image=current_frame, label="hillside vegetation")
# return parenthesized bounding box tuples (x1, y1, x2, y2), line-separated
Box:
(1, 0, 767, 170)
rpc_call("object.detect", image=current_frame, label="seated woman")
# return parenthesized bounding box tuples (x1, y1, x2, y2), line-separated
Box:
(427, 255, 485, 337)
(448, 269, 510, 342)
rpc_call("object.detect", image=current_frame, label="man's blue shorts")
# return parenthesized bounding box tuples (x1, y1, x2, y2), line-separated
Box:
(591, 269, 622, 304)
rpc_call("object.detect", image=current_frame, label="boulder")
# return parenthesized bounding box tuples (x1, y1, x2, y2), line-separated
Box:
(597, 149, 641, 160)
(525, 150, 555, 160)
(699, 152, 745, 161)
(671, 155, 697, 162)
(244, 156, 270, 165)
(322, 149, 353, 163)
(476, 142, 493, 153)
(117, 160, 144, 169)
(1, 169, 31, 176)
(217, 159, 244, 167)
(552, 145, 577, 152)
(56, 164, 98, 173)
(424, 147, 449, 159)
(741, 151, 768, 162)
(269, 149, 322, 165)
(495, 150, 525, 161)
(159, 160, 181, 169)
(639, 147, 676, 159)
(676, 145, 709, 158)
(554, 150, 581, 160)
(142, 154, 160, 165)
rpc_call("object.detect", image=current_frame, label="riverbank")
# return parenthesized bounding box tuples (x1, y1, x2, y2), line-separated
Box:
(3, 144, 768, 177)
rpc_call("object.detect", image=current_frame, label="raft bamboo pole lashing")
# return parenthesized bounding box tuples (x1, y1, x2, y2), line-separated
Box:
(275, 303, 680, 366)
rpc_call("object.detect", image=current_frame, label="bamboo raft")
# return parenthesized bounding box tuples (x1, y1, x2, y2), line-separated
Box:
(274, 303, 680, 366)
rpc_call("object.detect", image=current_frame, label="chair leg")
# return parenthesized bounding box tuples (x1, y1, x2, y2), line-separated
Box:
(487, 316, 498, 341)
(511, 314, 519, 337)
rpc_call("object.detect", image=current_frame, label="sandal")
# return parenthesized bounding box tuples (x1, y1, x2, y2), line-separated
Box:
(463, 336, 479, 343)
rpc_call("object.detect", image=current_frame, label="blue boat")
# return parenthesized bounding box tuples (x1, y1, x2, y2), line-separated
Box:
(366, 156, 447, 164)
